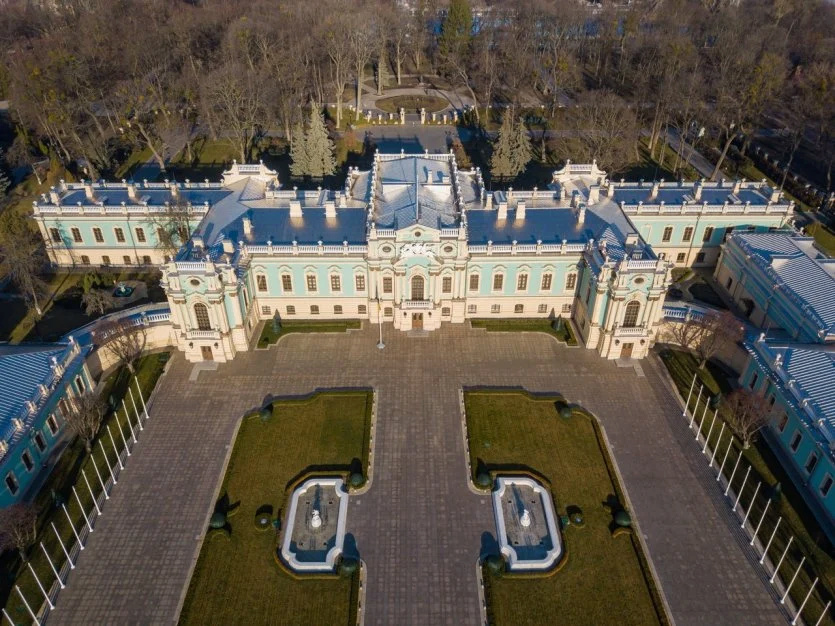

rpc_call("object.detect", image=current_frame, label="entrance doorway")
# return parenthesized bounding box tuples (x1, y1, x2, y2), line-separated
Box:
(412, 313, 423, 330)
(621, 343, 633, 358)
(201, 346, 214, 361)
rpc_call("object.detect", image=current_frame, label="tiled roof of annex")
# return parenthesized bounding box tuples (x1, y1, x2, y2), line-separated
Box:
(730, 232, 835, 341)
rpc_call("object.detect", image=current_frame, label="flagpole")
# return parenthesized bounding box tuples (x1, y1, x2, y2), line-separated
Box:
(376, 287, 385, 350)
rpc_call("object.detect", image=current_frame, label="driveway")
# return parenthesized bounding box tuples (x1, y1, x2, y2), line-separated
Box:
(50, 324, 788, 625)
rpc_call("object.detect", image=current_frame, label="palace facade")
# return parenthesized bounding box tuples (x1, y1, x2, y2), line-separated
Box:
(32, 154, 794, 363)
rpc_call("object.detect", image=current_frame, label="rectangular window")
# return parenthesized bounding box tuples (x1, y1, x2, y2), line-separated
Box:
(585, 285, 591, 304)
(282, 275, 293, 292)
(662, 226, 673, 242)
(21, 451, 33, 472)
(683, 226, 694, 242)
(702, 226, 714, 243)
(514, 304, 524, 314)
(34, 432, 46, 452)
(114, 227, 125, 243)
(358, 305, 367, 315)
(492, 274, 503, 290)
(805, 453, 819, 474)
(790, 431, 802, 452)
(142, 255, 151, 265)
(330, 275, 341, 292)
(102, 255, 111, 266)
(565, 273, 577, 290)
(355, 275, 366, 291)
(541, 274, 552, 290)
(261, 305, 271, 315)
(5, 473, 18, 496)
(469, 274, 479, 291)
(695, 252, 705, 263)
(123, 255, 132, 265)
(768, 395, 776, 409)
(286, 305, 296, 315)
(71, 227, 83, 243)
(383, 276, 393, 294)
(723, 226, 735, 241)
(441, 307, 451, 316)
(491, 304, 501, 314)
(257, 275, 267, 292)
(676, 253, 686, 263)
(442, 276, 452, 293)
(821, 475, 833, 497)
(47, 415, 59, 435)
(726, 277, 734, 290)
(384, 307, 393, 317)
(561, 303, 571, 314)
(135, 227, 146, 243)
(75, 376, 84, 393)
(334, 305, 343, 315)
(306, 275, 317, 292)
(749, 373, 759, 389)
(310, 305, 320, 315)
(517, 274, 528, 291)
(776, 413, 788, 432)
(50, 228, 61, 243)
(468, 304, 477, 314)
(93, 227, 104, 243)
(538, 304, 547, 313)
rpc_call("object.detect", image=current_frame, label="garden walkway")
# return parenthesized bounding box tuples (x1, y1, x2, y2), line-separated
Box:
(51, 324, 788, 625)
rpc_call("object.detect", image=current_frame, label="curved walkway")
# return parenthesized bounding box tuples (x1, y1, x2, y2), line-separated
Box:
(50, 325, 788, 625)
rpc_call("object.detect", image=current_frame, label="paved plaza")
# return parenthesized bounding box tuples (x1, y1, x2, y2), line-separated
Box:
(51, 324, 788, 625)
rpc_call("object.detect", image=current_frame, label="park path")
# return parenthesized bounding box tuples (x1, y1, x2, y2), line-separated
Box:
(50, 324, 788, 625)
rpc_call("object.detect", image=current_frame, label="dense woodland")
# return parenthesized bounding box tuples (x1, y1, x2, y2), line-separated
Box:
(0, 0, 833, 194)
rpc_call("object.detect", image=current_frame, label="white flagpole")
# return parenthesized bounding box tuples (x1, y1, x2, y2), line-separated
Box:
(107, 425, 125, 468)
(710, 423, 725, 467)
(771, 536, 794, 583)
(750, 497, 772, 544)
(40, 542, 65, 589)
(28, 562, 54, 610)
(115, 415, 131, 457)
(2, 608, 15, 625)
(135, 377, 149, 420)
(717, 436, 734, 480)
(62, 505, 83, 550)
(760, 517, 782, 564)
(703, 412, 718, 453)
(689, 385, 703, 429)
(741, 481, 761, 529)
(792, 577, 818, 624)
(99, 441, 117, 485)
(123, 399, 137, 443)
(15, 585, 40, 625)
(92, 457, 109, 499)
(51, 522, 75, 566)
(128, 387, 143, 431)
(82, 470, 100, 515)
(733, 466, 751, 512)
(695, 401, 709, 440)
(682, 374, 696, 416)
(73, 486, 93, 533)
(814, 601, 831, 626)
(781, 556, 806, 604)
(725, 451, 743, 496)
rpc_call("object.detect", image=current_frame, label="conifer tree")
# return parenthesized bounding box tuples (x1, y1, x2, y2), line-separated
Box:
(0, 148, 10, 197)
(305, 108, 337, 179)
(289, 120, 308, 178)
(439, 0, 473, 60)
(510, 117, 533, 177)
(490, 113, 515, 182)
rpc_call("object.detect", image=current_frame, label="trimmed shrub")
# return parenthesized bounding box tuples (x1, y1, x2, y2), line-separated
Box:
(476, 471, 492, 489)
(566, 505, 584, 527)
(349, 472, 365, 488)
(339, 556, 359, 576)
(559, 406, 573, 420)
(259, 405, 273, 422)
(614, 510, 632, 528)
(486, 554, 505, 574)
(209, 511, 227, 529)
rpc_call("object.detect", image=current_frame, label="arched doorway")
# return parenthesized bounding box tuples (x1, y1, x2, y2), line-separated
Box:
(411, 275, 425, 301)
(194, 303, 211, 330)
(622, 301, 641, 328)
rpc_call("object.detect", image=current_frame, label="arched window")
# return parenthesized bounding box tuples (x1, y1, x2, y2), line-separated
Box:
(194, 303, 211, 330)
(256, 274, 267, 292)
(411, 275, 425, 300)
(623, 301, 641, 328)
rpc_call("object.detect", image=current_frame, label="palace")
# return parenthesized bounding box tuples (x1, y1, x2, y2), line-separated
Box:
(31, 153, 794, 363)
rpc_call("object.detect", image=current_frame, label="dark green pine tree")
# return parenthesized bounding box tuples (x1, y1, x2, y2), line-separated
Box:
(490, 113, 515, 182)
(289, 120, 308, 178)
(438, 0, 473, 60)
(510, 117, 533, 178)
(305, 108, 336, 179)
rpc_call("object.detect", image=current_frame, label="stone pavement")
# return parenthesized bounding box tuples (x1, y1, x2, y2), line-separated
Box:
(51, 324, 789, 625)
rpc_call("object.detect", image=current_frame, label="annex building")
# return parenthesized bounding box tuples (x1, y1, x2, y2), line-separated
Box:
(31, 153, 794, 364)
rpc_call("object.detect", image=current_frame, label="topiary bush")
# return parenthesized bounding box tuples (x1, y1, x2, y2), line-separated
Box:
(209, 511, 227, 529)
(339, 556, 359, 577)
(614, 510, 632, 528)
(485, 553, 505, 574)
(259, 405, 273, 422)
(349, 472, 365, 488)
(559, 406, 573, 420)
(476, 471, 492, 489)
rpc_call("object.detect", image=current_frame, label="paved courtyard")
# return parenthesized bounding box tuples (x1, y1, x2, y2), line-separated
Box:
(51, 324, 788, 625)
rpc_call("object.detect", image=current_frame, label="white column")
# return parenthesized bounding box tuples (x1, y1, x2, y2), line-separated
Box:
(725, 451, 743, 496)
(40, 542, 65, 589)
(689, 386, 703, 428)
(702, 411, 717, 451)
(695, 400, 709, 439)
(51, 522, 75, 567)
(115, 415, 131, 456)
(814, 601, 831, 626)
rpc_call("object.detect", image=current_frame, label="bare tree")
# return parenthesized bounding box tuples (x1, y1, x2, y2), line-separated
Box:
(94, 317, 147, 374)
(693, 310, 745, 370)
(0, 211, 47, 318)
(64, 391, 106, 453)
(724, 388, 770, 449)
(323, 17, 352, 129)
(82, 289, 114, 316)
(350, 20, 376, 122)
(0, 504, 39, 562)
(665, 311, 704, 349)
(148, 200, 194, 261)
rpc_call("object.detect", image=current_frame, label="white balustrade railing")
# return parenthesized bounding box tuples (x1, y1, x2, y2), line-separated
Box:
(402, 300, 432, 310)
(175, 261, 207, 272)
(626, 259, 658, 270)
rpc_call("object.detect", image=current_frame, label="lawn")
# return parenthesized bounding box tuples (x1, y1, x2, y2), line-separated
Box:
(806, 222, 835, 258)
(257, 319, 362, 348)
(660, 348, 835, 625)
(179, 390, 373, 625)
(374, 94, 449, 114)
(469, 318, 578, 346)
(465, 391, 667, 626)
(1, 351, 171, 620)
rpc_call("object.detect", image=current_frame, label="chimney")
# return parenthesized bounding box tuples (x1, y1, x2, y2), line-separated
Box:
(84, 181, 95, 201)
(732, 179, 743, 194)
(242, 215, 253, 238)
(578, 204, 586, 224)
(191, 235, 204, 249)
(289, 200, 303, 218)
(694, 179, 703, 201)
(325, 200, 336, 219)
(127, 182, 138, 202)
(170, 182, 179, 199)
(49, 187, 60, 204)
(486, 193, 493, 210)
(588, 185, 600, 204)
(770, 187, 782, 202)
(650, 180, 660, 200)
(498, 201, 508, 220)
(222, 237, 235, 254)
(516, 201, 526, 220)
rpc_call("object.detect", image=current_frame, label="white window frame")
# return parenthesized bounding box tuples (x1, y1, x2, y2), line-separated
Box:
(114, 227, 126, 243)
(467, 304, 477, 314)
(662, 226, 673, 243)
(355, 274, 366, 292)
(282, 274, 293, 293)
(469, 273, 480, 292)
(492, 272, 504, 292)
(330, 273, 342, 293)
(306, 274, 318, 293)
(820, 474, 833, 497)
(516, 273, 528, 292)
(541, 273, 552, 291)
(565, 273, 577, 291)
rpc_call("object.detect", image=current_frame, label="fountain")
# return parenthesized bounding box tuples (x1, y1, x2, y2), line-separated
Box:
(113, 282, 135, 298)
(310, 509, 322, 529)
(520, 509, 531, 528)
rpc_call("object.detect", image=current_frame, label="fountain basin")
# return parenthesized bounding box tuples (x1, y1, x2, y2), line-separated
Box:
(280, 477, 349, 573)
(113, 283, 135, 298)
(492, 476, 563, 571)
